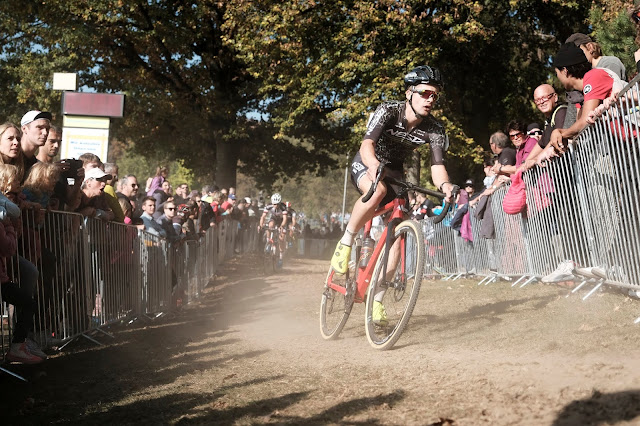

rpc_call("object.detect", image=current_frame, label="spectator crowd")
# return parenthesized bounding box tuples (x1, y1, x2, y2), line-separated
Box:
(3, 25, 640, 367)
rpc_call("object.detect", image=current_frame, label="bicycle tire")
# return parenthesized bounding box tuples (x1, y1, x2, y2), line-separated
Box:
(364, 220, 425, 350)
(319, 266, 354, 340)
(263, 241, 276, 275)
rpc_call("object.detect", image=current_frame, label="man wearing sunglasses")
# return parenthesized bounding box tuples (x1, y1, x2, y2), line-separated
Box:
(493, 120, 536, 176)
(331, 65, 454, 275)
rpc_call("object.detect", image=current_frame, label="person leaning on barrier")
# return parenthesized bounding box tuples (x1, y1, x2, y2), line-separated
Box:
(488, 131, 517, 180)
(117, 174, 140, 218)
(103, 162, 125, 223)
(0, 164, 47, 364)
(156, 200, 182, 243)
(549, 43, 625, 155)
(520, 85, 568, 170)
(140, 196, 166, 237)
(495, 121, 536, 176)
(75, 168, 115, 221)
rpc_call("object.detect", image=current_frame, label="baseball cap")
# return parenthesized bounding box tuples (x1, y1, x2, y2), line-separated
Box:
(83, 167, 112, 184)
(565, 33, 593, 46)
(21, 110, 52, 127)
(553, 43, 588, 68)
(228, 194, 236, 200)
(464, 179, 474, 187)
(527, 123, 541, 132)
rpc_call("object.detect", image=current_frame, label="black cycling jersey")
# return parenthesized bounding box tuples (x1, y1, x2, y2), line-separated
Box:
(263, 203, 288, 225)
(364, 100, 449, 170)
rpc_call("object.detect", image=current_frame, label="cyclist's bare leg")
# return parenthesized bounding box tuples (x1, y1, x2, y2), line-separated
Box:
(339, 176, 387, 246)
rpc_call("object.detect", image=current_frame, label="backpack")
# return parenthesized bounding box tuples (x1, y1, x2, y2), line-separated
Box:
(503, 171, 527, 215)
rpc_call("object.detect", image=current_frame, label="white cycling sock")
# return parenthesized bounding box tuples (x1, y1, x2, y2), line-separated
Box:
(340, 228, 356, 246)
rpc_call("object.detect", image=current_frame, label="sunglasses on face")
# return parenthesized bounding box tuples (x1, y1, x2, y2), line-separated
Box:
(165, 207, 176, 211)
(411, 88, 439, 101)
(509, 132, 524, 140)
(528, 130, 543, 136)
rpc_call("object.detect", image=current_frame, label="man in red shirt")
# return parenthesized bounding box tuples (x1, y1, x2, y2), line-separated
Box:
(550, 43, 623, 153)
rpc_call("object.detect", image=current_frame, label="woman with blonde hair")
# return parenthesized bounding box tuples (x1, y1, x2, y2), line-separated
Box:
(0, 122, 24, 181)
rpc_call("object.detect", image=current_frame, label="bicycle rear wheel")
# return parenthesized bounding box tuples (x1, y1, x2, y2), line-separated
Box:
(319, 266, 355, 340)
(365, 220, 425, 350)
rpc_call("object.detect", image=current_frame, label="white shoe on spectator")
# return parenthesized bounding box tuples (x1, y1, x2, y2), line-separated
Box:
(541, 260, 575, 283)
(6, 342, 44, 364)
(25, 337, 48, 360)
(628, 289, 640, 299)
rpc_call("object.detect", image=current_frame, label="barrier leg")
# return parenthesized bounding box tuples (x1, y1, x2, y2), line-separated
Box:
(519, 276, 537, 288)
(511, 275, 527, 287)
(582, 282, 603, 301)
(565, 280, 590, 298)
(0, 366, 27, 382)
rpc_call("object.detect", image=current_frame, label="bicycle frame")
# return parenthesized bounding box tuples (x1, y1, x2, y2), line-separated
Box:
(326, 196, 408, 303)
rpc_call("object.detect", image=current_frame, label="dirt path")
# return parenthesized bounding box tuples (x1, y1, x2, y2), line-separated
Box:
(2, 254, 640, 425)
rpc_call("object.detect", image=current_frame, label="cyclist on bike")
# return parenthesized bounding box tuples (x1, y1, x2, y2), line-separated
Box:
(260, 193, 289, 267)
(330, 65, 456, 323)
(285, 201, 298, 246)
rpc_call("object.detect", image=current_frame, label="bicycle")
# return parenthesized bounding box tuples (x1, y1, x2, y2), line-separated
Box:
(262, 226, 279, 275)
(319, 163, 455, 350)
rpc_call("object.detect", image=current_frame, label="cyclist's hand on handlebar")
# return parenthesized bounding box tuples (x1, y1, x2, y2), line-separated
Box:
(441, 182, 459, 203)
(366, 159, 382, 183)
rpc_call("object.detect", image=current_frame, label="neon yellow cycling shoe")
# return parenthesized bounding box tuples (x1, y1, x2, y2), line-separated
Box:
(331, 242, 351, 275)
(372, 300, 388, 326)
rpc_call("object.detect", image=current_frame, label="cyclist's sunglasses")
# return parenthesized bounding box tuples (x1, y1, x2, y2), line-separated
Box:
(411, 88, 439, 101)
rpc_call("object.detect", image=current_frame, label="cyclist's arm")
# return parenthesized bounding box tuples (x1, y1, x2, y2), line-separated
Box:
(281, 211, 288, 229)
(431, 164, 454, 200)
(360, 138, 380, 182)
(259, 211, 267, 228)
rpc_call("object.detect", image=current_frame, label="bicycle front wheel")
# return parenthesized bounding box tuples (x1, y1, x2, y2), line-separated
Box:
(263, 242, 276, 275)
(365, 220, 425, 350)
(319, 266, 354, 340)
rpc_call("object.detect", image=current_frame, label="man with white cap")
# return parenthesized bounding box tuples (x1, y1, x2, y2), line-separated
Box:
(75, 167, 115, 221)
(20, 110, 52, 179)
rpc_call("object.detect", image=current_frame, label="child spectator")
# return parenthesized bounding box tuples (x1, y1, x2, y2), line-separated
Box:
(146, 165, 168, 196)
(0, 164, 45, 364)
(22, 162, 60, 209)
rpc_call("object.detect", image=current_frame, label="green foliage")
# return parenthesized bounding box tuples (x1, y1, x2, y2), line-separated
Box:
(590, 4, 638, 79)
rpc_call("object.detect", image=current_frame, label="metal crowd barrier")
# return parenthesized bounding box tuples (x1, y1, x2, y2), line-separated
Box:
(1, 210, 244, 378)
(415, 74, 640, 317)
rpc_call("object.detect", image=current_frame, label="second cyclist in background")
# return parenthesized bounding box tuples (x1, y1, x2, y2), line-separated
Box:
(285, 201, 298, 248)
(260, 193, 289, 268)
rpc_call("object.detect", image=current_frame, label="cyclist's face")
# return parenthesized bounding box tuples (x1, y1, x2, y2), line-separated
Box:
(407, 83, 439, 117)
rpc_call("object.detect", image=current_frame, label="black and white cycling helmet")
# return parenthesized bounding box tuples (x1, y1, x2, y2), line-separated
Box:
(271, 193, 282, 204)
(404, 65, 444, 90)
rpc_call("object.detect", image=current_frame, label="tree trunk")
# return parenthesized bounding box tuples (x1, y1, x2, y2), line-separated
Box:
(215, 139, 240, 189)
(406, 151, 420, 184)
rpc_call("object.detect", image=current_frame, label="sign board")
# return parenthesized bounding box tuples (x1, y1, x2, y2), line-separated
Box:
(53, 73, 77, 91)
(62, 92, 125, 117)
(60, 127, 110, 161)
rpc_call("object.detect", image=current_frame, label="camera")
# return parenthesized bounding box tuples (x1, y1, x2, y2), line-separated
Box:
(59, 158, 84, 179)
